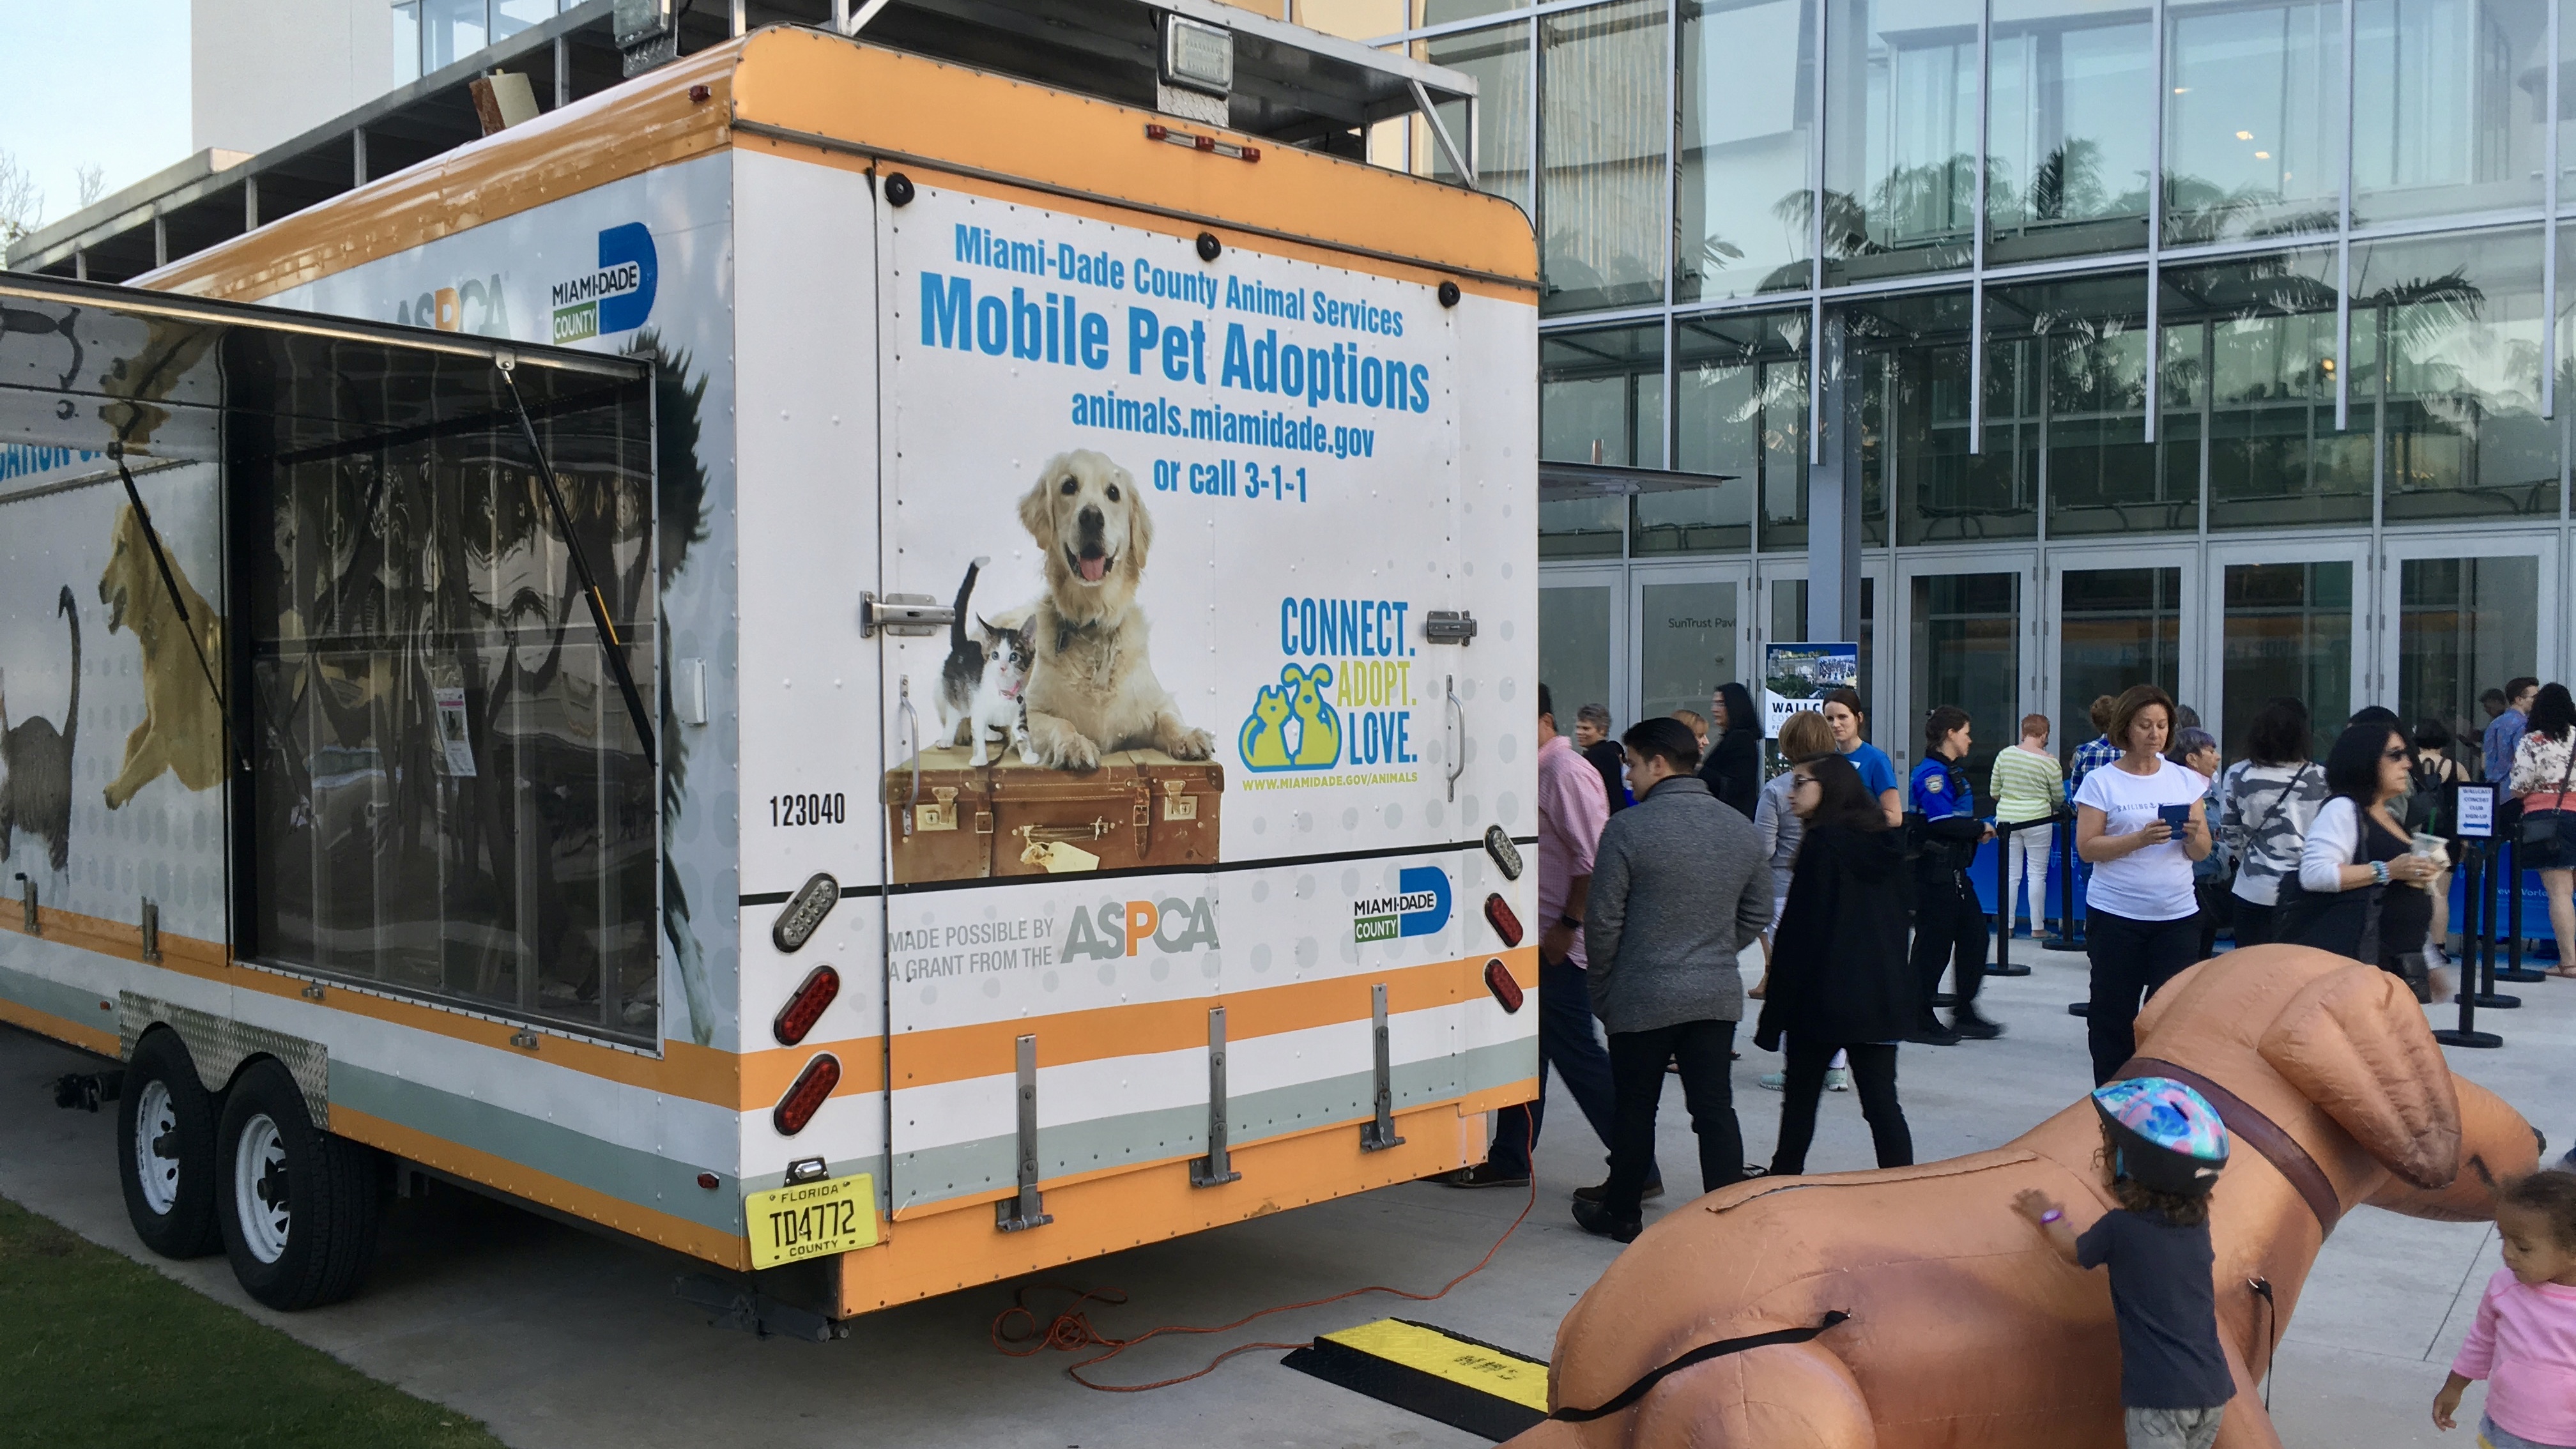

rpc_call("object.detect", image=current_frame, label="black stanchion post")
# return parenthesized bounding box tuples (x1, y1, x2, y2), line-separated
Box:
(2045, 810, 2086, 954)
(2496, 835, 2547, 982)
(1988, 818, 2031, 977)
(2436, 838, 2501, 1048)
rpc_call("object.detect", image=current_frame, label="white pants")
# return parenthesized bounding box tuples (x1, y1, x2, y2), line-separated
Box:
(2005, 823, 2052, 928)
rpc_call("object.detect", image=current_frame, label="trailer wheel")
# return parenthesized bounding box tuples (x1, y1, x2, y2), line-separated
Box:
(116, 1029, 222, 1259)
(216, 1059, 381, 1310)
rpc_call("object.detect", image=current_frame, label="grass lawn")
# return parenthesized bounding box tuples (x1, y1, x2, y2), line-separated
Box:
(0, 1195, 507, 1449)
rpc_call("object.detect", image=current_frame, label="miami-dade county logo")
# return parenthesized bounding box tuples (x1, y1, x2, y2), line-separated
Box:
(1354, 868, 1451, 943)
(551, 222, 657, 343)
(1239, 663, 1342, 772)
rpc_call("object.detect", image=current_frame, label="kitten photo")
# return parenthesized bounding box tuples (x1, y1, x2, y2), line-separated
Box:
(935, 558, 1037, 767)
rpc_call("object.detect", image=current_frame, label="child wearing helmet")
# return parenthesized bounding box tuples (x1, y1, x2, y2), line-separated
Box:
(2014, 1078, 2236, 1449)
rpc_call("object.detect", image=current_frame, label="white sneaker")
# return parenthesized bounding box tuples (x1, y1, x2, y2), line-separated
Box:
(1759, 1071, 1785, 1091)
(1825, 1068, 1851, 1092)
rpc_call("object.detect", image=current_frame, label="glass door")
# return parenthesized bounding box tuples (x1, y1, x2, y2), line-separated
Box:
(2204, 539, 2366, 762)
(1897, 550, 2038, 796)
(1629, 560, 1754, 737)
(1540, 564, 1628, 733)
(2046, 544, 2200, 769)
(2377, 535, 2556, 779)
(1757, 559, 1888, 725)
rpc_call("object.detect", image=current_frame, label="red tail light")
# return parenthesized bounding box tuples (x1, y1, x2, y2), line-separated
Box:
(772, 965, 841, 1046)
(1483, 893, 1523, 948)
(773, 1054, 842, 1137)
(1484, 958, 1524, 1013)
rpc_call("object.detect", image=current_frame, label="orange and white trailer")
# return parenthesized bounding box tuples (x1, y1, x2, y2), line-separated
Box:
(0, 13, 1540, 1324)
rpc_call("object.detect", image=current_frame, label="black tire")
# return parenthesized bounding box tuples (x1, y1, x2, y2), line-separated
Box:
(116, 1029, 223, 1259)
(215, 1058, 382, 1310)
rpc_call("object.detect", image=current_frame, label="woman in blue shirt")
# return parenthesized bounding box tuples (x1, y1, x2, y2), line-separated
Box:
(1821, 687, 1901, 826)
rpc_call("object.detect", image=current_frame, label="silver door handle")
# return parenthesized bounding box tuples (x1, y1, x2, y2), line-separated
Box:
(1445, 673, 1464, 803)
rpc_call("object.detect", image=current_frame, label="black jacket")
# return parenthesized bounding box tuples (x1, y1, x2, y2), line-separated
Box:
(1584, 739, 1630, 813)
(1698, 726, 1761, 818)
(1754, 822, 1919, 1050)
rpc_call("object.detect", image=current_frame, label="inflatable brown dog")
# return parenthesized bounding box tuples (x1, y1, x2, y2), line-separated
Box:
(1507, 947, 2540, 1449)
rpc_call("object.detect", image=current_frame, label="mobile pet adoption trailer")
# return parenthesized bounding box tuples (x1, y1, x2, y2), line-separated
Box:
(0, 12, 1539, 1323)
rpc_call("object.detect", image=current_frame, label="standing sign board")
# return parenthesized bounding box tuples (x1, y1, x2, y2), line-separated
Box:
(2457, 782, 2496, 839)
(1761, 641, 1859, 737)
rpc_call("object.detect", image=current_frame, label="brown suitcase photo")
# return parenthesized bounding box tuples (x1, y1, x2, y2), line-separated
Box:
(884, 747, 1222, 884)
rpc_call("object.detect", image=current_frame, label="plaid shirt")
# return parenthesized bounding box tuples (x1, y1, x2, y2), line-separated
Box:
(2068, 734, 2122, 797)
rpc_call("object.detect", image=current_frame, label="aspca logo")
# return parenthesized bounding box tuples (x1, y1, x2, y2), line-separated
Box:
(1354, 868, 1451, 943)
(550, 222, 657, 343)
(1060, 897, 1220, 960)
(1239, 663, 1341, 772)
(397, 274, 511, 335)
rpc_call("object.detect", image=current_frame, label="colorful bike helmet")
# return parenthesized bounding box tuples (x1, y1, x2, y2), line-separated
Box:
(2093, 1077, 2230, 1197)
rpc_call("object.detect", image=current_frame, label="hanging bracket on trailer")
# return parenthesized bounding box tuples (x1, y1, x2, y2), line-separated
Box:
(1360, 983, 1405, 1153)
(1190, 1006, 1243, 1188)
(861, 592, 953, 638)
(996, 1034, 1054, 1231)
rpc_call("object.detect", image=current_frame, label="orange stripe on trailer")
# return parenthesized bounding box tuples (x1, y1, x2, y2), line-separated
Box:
(841, 1096, 1487, 1313)
(885, 947, 1535, 1089)
(0, 995, 120, 1058)
(331, 1105, 752, 1269)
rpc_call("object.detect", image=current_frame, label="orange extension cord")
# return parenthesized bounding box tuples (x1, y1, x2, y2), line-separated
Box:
(991, 1105, 1542, 1392)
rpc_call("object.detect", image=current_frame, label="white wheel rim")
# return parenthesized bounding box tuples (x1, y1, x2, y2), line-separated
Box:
(233, 1114, 291, 1263)
(134, 1080, 181, 1215)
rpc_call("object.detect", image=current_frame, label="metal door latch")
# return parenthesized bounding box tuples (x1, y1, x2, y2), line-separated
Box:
(861, 592, 953, 638)
(1423, 610, 1478, 645)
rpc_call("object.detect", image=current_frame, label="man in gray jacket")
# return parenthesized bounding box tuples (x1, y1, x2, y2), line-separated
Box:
(1572, 716, 1774, 1243)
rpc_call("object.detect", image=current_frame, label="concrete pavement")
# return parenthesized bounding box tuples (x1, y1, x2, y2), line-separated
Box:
(2, 944, 2564, 1448)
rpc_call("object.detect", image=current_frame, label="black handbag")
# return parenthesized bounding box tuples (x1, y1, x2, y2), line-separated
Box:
(2273, 803, 2384, 966)
(2517, 743, 2575, 847)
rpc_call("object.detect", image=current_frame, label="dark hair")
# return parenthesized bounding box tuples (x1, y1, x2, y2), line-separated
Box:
(1621, 716, 1703, 772)
(1715, 682, 1759, 739)
(2106, 685, 2176, 755)
(1822, 686, 1866, 726)
(1577, 702, 1612, 729)
(2323, 721, 2405, 804)
(2099, 1121, 2211, 1227)
(2170, 727, 2217, 763)
(2244, 697, 2312, 767)
(1538, 682, 1554, 723)
(1794, 752, 1887, 834)
(2088, 694, 2118, 733)
(1922, 705, 1970, 755)
(2482, 687, 2509, 707)
(2510, 675, 2543, 703)
(2349, 705, 2400, 728)
(2500, 1169, 2576, 1252)
(2174, 703, 2202, 733)
(2532, 683, 2576, 742)
(2412, 716, 2453, 753)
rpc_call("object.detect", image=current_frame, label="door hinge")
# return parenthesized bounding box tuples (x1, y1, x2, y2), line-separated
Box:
(861, 592, 953, 638)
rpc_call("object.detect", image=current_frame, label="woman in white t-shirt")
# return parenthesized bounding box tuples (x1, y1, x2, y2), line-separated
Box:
(2073, 684, 2212, 1085)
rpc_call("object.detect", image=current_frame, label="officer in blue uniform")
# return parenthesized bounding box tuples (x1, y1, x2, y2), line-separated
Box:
(1907, 707, 2003, 1043)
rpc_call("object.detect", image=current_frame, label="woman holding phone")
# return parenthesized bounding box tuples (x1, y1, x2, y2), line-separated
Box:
(2073, 685, 2212, 1085)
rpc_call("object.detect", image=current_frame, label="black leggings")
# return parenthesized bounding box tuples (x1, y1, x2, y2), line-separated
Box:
(2085, 907, 2203, 1084)
(1769, 1041, 1912, 1176)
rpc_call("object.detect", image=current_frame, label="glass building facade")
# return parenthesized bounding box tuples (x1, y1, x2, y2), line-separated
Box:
(1366, 0, 2573, 785)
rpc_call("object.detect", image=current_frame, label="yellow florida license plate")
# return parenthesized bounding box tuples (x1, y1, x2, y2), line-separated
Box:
(745, 1172, 878, 1269)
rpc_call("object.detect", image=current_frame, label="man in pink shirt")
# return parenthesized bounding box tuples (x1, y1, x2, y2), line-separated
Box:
(1437, 684, 1657, 1195)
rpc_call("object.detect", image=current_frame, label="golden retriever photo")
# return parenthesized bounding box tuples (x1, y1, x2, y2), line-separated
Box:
(1015, 450, 1213, 772)
(100, 503, 226, 809)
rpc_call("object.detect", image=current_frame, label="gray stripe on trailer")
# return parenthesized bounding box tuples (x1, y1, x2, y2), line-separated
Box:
(892, 1038, 1533, 1212)
(0, 959, 118, 1040)
(331, 1064, 747, 1236)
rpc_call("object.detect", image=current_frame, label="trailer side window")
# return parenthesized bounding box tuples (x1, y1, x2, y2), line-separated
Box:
(235, 376, 658, 1046)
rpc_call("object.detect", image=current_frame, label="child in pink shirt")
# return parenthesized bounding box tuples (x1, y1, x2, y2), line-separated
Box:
(2435, 1170, 2576, 1447)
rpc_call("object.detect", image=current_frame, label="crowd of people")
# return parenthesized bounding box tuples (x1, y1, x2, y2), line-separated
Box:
(1445, 675, 2576, 1186)
(1439, 675, 2576, 1449)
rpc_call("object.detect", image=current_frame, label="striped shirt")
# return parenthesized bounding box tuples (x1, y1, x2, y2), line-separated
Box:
(1990, 744, 2064, 824)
